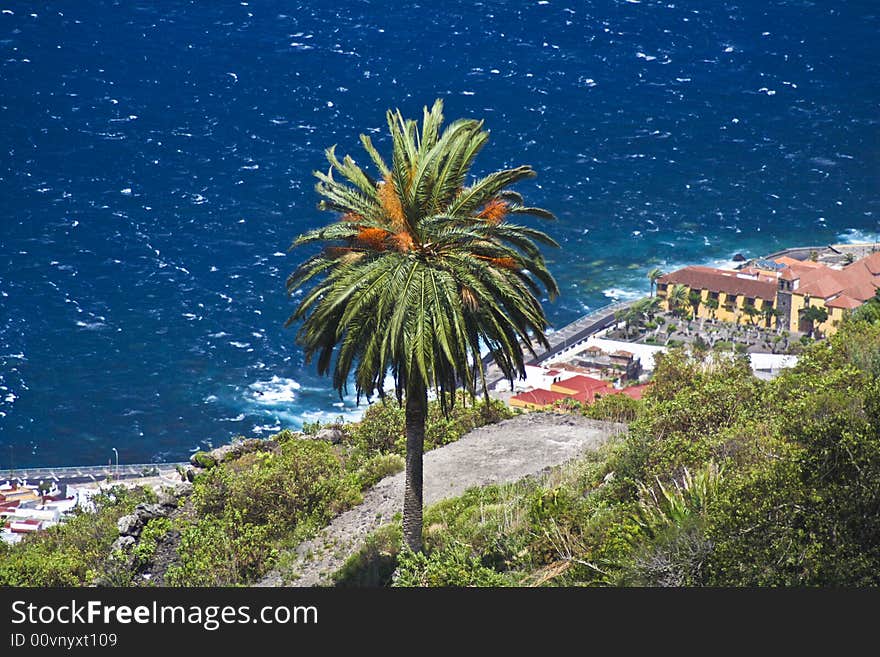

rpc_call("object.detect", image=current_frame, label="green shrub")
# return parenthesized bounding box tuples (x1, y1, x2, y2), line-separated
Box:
(165, 512, 276, 587)
(191, 451, 217, 469)
(393, 545, 509, 587)
(131, 517, 172, 569)
(333, 523, 403, 587)
(355, 453, 405, 490)
(192, 440, 361, 539)
(584, 393, 642, 423)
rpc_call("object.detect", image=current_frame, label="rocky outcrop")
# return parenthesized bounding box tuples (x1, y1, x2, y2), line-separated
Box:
(190, 437, 281, 468)
(101, 481, 194, 586)
(311, 427, 345, 444)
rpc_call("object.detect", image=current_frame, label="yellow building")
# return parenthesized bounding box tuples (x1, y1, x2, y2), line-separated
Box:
(656, 266, 777, 326)
(656, 252, 880, 336)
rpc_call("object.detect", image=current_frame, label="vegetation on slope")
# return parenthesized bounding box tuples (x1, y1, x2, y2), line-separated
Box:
(0, 397, 510, 587)
(339, 320, 880, 587)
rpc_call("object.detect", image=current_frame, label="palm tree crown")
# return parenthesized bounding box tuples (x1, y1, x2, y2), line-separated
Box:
(286, 99, 559, 406)
(647, 267, 663, 297)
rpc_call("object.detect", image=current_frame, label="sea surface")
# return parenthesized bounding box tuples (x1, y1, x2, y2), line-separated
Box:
(1, 1, 878, 467)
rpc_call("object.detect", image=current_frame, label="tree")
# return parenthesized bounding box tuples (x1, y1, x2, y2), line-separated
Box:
(647, 267, 664, 297)
(620, 305, 645, 338)
(687, 290, 703, 320)
(286, 100, 559, 551)
(852, 291, 880, 324)
(742, 303, 759, 326)
(633, 295, 662, 321)
(667, 284, 688, 317)
(761, 304, 780, 329)
(801, 305, 829, 338)
(705, 297, 719, 321)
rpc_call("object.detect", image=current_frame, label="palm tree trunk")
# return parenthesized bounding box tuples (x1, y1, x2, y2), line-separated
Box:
(403, 382, 427, 552)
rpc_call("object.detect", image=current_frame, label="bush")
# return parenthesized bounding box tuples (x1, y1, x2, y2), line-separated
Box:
(333, 523, 403, 587)
(584, 393, 642, 423)
(355, 453, 405, 490)
(393, 545, 509, 587)
(191, 440, 360, 539)
(165, 513, 276, 587)
(191, 451, 217, 469)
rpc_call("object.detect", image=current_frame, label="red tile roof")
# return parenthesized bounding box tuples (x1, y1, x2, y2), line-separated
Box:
(574, 383, 650, 404)
(775, 255, 824, 269)
(792, 252, 880, 303)
(510, 389, 570, 407)
(796, 270, 848, 298)
(658, 266, 777, 301)
(826, 294, 862, 310)
(552, 375, 611, 394)
(619, 384, 649, 400)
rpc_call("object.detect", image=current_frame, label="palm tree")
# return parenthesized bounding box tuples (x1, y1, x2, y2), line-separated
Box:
(667, 283, 688, 317)
(687, 289, 703, 320)
(800, 304, 828, 338)
(705, 297, 719, 321)
(286, 100, 558, 552)
(647, 267, 664, 297)
(634, 295, 662, 320)
(761, 304, 780, 329)
(742, 303, 759, 326)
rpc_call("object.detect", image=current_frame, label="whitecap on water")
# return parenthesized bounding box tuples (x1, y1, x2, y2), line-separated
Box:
(602, 287, 643, 301)
(252, 424, 282, 435)
(837, 228, 880, 245)
(248, 376, 302, 404)
(75, 320, 106, 330)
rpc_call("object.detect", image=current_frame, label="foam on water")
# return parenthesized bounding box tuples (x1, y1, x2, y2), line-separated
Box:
(837, 229, 880, 245)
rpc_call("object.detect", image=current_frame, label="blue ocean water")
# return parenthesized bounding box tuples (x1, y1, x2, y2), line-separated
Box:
(1, 1, 877, 467)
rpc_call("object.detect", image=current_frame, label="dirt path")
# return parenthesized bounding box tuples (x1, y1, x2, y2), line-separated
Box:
(256, 413, 625, 587)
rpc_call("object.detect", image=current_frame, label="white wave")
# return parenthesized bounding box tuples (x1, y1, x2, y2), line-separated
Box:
(203, 395, 218, 403)
(602, 287, 643, 301)
(248, 375, 302, 404)
(837, 228, 880, 245)
(229, 341, 251, 349)
(120, 188, 132, 195)
(252, 424, 281, 435)
(220, 414, 246, 422)
(75, 320, 106, 330)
